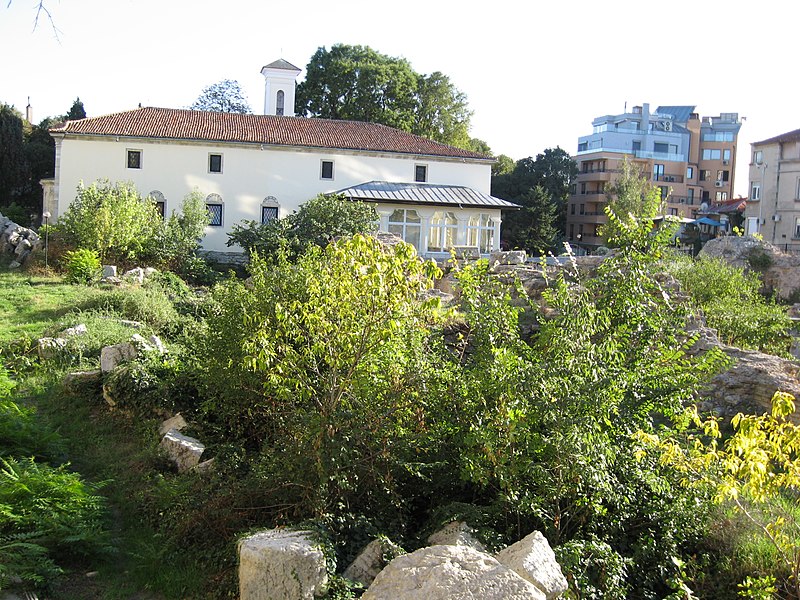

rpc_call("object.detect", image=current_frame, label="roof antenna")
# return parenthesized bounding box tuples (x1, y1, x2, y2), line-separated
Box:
(624, 100, 627, 113)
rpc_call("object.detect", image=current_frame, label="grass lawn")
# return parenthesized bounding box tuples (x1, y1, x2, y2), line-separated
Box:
(0, 271, 106, 344)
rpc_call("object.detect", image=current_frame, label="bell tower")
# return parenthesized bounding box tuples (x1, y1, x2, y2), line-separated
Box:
(260, 59, 301, 116)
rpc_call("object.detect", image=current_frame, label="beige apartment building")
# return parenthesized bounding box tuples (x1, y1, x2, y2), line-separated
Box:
(743, 128, 800, 249)
(566, 104, 741, 248)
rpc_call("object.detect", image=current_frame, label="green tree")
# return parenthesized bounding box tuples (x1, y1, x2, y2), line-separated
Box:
(227, 193, 377, 260)
(500, 185, 558, 253)
(599, 157, 664, 247)
(296, 44, 474, 149)
(200, 235, 443, 517)
(58, 180, 162, 262)
(190, 79, 252, 114)
(155, 190, 211, 272)
(64, 97, 86, 120)
(493, 148, 577, 251)
(413, 71, 473, 148)
(0, 104, 30, 203)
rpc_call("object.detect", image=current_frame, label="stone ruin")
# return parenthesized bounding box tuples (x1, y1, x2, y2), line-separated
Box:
(0, 212, 42, 268)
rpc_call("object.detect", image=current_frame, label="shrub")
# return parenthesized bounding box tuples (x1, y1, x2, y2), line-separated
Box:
(58, 180, 161, 263)
(668, 256, 791, 354)
(152, 190, 210, 273)
(227, 193, 377, 260)
(0, 457, 109, 590)
(62, 248, 101, 284)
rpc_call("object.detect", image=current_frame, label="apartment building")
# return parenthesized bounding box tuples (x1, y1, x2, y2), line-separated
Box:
(743, 128, 800, 247)
(566, 103, 741, 248)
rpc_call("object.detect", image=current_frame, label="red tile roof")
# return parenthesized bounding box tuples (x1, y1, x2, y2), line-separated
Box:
(50, 107, 491, 160)
(754, 127, 800, 146)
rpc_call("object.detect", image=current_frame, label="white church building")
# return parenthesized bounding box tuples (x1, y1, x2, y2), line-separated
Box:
(45, 59, 517, 259)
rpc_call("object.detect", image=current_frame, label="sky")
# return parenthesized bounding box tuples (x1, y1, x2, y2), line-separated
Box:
(3, 0, 798, 198)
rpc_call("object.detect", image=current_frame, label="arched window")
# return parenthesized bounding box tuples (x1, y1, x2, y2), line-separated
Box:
(388, 209, 421, 250)
(428, 211, 457, 252)
(261, 196, 279, 224)
(276, 90, 285, 116)
(148, 190, 166, 218)
(205, 193, 223, 227)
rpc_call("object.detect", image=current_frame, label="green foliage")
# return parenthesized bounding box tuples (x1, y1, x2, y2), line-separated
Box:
(227, 193, 377, 260)
(555, 538, 630, 599)
(599, 158, 666, 248)
(201, 234, 442, 518)
(190, 79, 251, 113)
(669, 255, 791, 354)
(296, 44, 473, 149)
(58, 180, 162, 262)
(64, 98, 86, 120)
(62, 248, 101, 284)
(0, 397, 62, 462)
(0, 103, 30, 203)
(746, 247, 774, 272)
(154, 189, 211, 274)
(492, 148, 577, 249)
(449, 243, 726, 595)
(0, 457, 109, 591)
(642, 391, 800, 598)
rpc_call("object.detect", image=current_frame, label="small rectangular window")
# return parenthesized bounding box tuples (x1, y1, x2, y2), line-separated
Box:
(654, 142, 669, 154)
(754, 150, 763, 164)
(127, 149, 142, 169)
(207, 203, 223, 227)
(320, 160, 334, 180)
(155, 201, 166, 218)
(415, 164, 428, 183)
(209, 154, 223, 173)
(686, 166, 694, 179)
(261, 206, 279, 224)
(751, 184, 761, 201)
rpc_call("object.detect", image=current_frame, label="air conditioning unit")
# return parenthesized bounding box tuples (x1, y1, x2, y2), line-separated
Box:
(759, 218, 766, 225)
(722, 159, 730, 165)
(714, 181, 724, 187)
(772, 214, 782, 222)
(664, 121, 672, 132)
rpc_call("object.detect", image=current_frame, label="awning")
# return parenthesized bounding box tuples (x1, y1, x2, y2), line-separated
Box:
(695, 217, 723, 227)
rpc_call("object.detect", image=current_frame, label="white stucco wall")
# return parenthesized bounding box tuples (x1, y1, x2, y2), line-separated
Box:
(53, 135, 493, 253)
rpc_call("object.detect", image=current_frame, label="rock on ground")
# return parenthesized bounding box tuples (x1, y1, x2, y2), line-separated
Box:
(160, 429, 205, 473)
(100, 342, 137, 372)
(362, 545, 545, 600)
(495, 531, 568, 600)
(427, 521, 486, 552)
(238, 529, 328, 600)
(343, 538, 404, 588)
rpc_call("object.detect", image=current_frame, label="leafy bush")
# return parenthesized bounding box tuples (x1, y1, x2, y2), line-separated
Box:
(227, 193, 377, 260)
(58, 180, 162, 263)
(668, 256, 791, 354)
(200, 235, 442, 519)
(63, 248, 101, 284)
(0, 397, 63, 461)
(0, 457, 109, 590)
(87, 286, 183, 334)
(153, 190, 211, 273)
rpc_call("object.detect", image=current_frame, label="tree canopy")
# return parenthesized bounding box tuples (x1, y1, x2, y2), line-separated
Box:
(65, 98, 86, 120)
(295, 44, 475, 150)
(190, 79, 252, 114)
(492, 147, 578, 253)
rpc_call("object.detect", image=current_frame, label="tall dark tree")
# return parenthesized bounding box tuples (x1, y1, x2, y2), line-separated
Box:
(492, 147, 577, 250)
(65, 97, 86, 120)
(190, 79, 252, 114)
(296, 44, 474, 149)
(0, 104, 30, 203)
(501, 185, 558, 253)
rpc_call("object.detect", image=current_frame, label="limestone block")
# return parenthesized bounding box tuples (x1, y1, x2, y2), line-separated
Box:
(238, 529, 328, 600)
(427, 521, 486, 552)
(129, 333, 155, 353)
(149, 334, 166, 354)
(100, 342, 137, 372)
(8, 260, 21, 269)
(37, 337, 67, 359)
(159, 413, 188, 436)
(343, 538, 403, 587)
(102, 265, 117, 278)
(495, 531, 568, 600)
(160, 429, 204, 473)
(118, 319, 143, 329)
(362, 545, 544, 600)
(144, 267, 158, 277)
(489, 250, 527, 266)
(61, 323, 88, 337)
(64, 369, 102, 389)
(123, 267, 145, 284)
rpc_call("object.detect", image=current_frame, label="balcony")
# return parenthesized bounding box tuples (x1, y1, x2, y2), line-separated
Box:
(654, 174, 685, 184)
(667, 196, 695, 205)
(634, 150, 686, 162)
